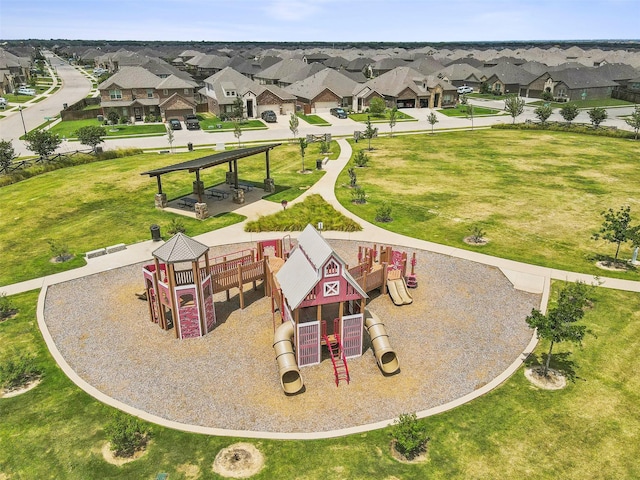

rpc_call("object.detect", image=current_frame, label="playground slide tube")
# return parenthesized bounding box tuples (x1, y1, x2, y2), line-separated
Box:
(364, 313, 400, 375)
(273, 321, 304, 394)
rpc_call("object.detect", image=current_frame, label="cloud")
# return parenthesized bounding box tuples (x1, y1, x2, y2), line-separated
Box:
(263, 0, 323, 21)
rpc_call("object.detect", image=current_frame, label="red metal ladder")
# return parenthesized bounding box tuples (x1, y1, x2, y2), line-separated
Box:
(322, 319, 351, 386)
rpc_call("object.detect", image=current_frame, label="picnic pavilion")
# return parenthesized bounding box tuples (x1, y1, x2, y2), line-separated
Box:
(141, 143, 281, 219)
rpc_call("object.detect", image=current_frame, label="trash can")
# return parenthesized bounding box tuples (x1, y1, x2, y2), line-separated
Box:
(187, 142, 193, 151)
(316, 159, 323, 170)
(97, 114, 104, 122)
(150, 224, 161, 242)
(63, 103, 68, 109)
(95, 146, 103, 154)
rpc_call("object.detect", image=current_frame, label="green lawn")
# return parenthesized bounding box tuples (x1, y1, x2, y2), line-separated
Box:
(350, 111, 416, 122)
(198, 113, 267, 131)
(0, 142, 336, 286)
(1, 282, 638, 479)
(296, 112, 331, 126)
(48, 118, 167, 139)
(528, 98, 634, 109)
(336, 130, 640, 280)
(438, 104, 503, 117)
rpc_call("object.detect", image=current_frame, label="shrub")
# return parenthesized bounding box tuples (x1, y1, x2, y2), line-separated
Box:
(391, 412, 429, 459)
(167, 218, 186, 235)
(319, 140, 330, 154)
(0, 293, 17, 320)
(469, 224, 486, 243)
(104, 412, 150, 458)
(375, 204, 393, 223)
(106, 110, 119, 125)
(47, 239, 72, 262)
(541, 91, 554, 101)
(353, 150, 369, 167)
(0, 352, 43, 390)
(351, 187, 366, 204)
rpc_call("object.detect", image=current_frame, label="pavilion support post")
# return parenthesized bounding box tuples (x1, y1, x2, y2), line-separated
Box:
(154, 176, 167, 208)
(264, 150, 275, 192)
(193, 169, 204, 201)
(225, 162, 236, 185)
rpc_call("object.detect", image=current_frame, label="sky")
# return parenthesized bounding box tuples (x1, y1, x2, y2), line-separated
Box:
(1, 0, 638, 43)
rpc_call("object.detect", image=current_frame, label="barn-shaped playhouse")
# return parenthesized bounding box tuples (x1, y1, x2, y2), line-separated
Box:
(268, 225, 400, 394)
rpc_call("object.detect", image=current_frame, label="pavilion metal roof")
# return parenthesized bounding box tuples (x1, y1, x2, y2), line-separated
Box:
(140, 143, 281, 177)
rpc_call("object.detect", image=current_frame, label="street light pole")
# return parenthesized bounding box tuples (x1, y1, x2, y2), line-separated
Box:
(18, 106, 27, 137)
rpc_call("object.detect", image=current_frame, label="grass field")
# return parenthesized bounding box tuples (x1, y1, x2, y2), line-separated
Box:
(1, 282, 638, 479)
(337, 130, 640, 280)
(350, 111, 416, 122)
(48, 118, 167, 138)
(296, 112, 331, 126)
(438, 104, 504, 117)
(528, 98, 634, 108)
(0, 142, 337, 286)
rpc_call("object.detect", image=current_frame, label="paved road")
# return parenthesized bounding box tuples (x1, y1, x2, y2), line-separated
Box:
(0, 52, 92, 155)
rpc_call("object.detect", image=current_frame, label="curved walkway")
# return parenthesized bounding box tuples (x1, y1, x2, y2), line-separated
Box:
(3, 138, 639, 440)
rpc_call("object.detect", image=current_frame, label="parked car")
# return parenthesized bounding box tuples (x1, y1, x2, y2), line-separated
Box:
(17, 86, 36, 96)
(261, 110, 277, 123)
(457, 85, 474, 94)
(0, 97, 6, 109)
(184, 113, 200, 130)
(168, 118, 182, 130)
(330, 107, 348, 119)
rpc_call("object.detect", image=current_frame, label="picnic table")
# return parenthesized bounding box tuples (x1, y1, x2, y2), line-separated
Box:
(178, 197, 197, 209)
(234, 183, 254, 192)
(206, 188, 229, 200)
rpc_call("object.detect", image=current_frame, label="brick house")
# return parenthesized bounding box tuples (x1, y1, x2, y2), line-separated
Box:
(98, 66, 198, 122)
(284, 68, 358, 114)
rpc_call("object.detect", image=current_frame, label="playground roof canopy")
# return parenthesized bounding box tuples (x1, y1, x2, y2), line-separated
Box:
(153, 232, 209, 263)
(140, 143, 282, 177)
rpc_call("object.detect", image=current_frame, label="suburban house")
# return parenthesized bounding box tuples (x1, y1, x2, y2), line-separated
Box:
(254, 58, 308, 85)
(284, 68, 359, 113)
(277, 62, 326, 87)
(528, 67, 619, 101)
(433, 63, 483, 89)
(0, 48, 32, 94)
(97, 66, 199, 122)
(201, 66, 296, 119)
(481, 62, 539, 96)
(352, 66, 457, 111)
(185, 54, 231, 80)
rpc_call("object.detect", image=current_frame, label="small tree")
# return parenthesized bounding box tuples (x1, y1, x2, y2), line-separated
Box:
(298, 137, 308, 172)
(351, 187, 366, 204)
(24, 129, 61, 160)
(427, 111, 438, 134)
(104, 412, 150, 458)
(587, 106, 607, 128)
(391, 413, 429, 460)
(0, 139, 18, 172)
(348, 167, 357, 187)
(0, 292, 18, 320)
(375, 203, 393, 222)
(47, 239, 72, 262)
(165, 125, 175, 153)
(289, 112, 299, 139)
(233, 121, 242, 148)
(624, 104, 640, 139)
(76, 125, 107, 152)
(363, 117, 378, 151)
(592, 205, 639, 265)
(231, 97, 244, 120)
(559, 103, 579, 125)
(526, 281, 595, 377)
(368, 97, 385, 117)
(504, 94, 525, 124)
(106, 110, 119, 125)
(466, 103, 475, 130)
(534, 104, 553, 125)
(353, 149, 369, 167)
(388, 107, 398, 137)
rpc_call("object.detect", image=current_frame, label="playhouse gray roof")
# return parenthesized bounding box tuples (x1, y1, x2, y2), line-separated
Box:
(153, 233, 209, 263)
(276, 225, 367, 310)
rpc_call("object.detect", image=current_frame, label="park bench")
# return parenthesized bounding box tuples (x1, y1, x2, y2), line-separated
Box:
(206, 188, 229, 200)
(178, 197, 197, 209)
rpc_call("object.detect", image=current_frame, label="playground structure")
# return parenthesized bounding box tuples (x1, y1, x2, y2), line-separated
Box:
(141, 227, 414, 393)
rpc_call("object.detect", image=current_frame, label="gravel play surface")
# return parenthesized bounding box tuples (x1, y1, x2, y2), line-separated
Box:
(43, 240, 541, 434)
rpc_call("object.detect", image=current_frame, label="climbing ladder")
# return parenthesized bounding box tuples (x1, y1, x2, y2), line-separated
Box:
(322, 319, 351, 386)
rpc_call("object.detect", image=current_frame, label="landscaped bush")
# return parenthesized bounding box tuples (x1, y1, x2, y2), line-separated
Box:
(375, 204, 393, 223)
(0, 293, 17, 321)
(167, 218, 186, 235)
(351, 187, 366, 204)
(353, 150, 369, 167)
(104, 412, 150, 458)
(0, 352, 42, 390)
(492, 122, 635, 139)
(391, 412, 429, 460)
